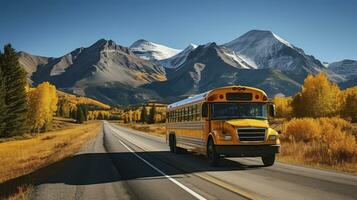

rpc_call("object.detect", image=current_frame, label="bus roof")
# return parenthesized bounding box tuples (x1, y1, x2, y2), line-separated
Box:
(168, 91, 210, 109)
(167, 85, 267, 109)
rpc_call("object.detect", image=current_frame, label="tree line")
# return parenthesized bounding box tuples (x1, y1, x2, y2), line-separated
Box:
(273, 73, 357, 122)
(122, 104, 166, 124)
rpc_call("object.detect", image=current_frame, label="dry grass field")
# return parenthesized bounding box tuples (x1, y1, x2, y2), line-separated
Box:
(0, 119, 102, 199)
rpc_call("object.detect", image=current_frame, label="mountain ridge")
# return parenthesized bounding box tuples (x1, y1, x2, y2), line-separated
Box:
(18, 30, 357, 105)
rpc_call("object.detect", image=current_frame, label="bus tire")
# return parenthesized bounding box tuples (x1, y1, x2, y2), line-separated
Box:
(169, 134, 186, 154)
(207, 138, 220, 166)
(169, 134, 175, 153)
(262, 154, 275, 166)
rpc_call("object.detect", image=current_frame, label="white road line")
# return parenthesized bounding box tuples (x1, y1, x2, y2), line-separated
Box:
(108, 125, 207, 200)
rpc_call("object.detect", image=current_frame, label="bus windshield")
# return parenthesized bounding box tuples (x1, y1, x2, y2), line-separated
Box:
(211, 103, 267, 120)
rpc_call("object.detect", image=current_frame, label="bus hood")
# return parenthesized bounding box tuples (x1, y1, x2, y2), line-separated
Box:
(225, 119, 269, 128)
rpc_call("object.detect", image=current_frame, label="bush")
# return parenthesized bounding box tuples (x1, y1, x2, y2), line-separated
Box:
(284, 118, 321, 142)
(283, 117, 357, 164)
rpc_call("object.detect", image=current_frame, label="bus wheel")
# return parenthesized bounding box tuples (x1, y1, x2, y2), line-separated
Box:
(207, 138, 219, 166)
(169, 134, 175, 153)
(262, 154, 275, 166)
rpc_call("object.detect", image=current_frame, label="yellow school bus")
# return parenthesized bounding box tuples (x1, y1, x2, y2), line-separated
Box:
(166, 85, 280, 166)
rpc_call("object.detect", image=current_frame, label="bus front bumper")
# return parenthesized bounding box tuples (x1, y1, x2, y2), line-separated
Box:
(215, 144, 280, 157)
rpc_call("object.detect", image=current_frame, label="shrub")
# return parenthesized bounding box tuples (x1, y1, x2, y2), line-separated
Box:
(283, 117, 357, 164)
(284, 118, 321, 142)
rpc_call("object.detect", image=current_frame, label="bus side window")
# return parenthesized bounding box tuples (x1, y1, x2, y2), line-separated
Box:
(202, 103, 208, 118)
(179, 109, 182, 122)
(189, 106, 193, 121)
(185, 107, 188, 121)
(195, 104, 200, 121)
(174, 110, 176, 122)
(192, 105, 196, 121)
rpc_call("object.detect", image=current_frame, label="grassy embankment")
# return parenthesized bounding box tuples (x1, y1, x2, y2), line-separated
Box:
(0, 118, 102, 199)
(119, 120, 357, 174)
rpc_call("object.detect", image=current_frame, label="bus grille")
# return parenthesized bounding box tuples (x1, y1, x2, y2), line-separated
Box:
(237, 128, 266, 142)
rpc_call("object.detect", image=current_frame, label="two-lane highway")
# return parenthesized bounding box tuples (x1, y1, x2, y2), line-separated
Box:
(29, 121, 357, 200)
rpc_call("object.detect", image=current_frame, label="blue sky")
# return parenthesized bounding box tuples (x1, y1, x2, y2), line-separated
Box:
(0, 0, 356, 62)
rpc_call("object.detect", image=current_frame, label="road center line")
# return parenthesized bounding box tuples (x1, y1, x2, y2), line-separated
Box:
(108, 125, 207, 200)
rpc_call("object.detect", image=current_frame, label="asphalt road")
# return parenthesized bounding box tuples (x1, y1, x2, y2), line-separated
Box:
(28, 121, 357, 200)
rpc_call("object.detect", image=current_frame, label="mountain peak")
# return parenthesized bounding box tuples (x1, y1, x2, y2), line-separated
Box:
(130, 39, 181, 61)
(90, 38, 119, 50)
(187, 43, 198, 49)
(227, 29, 293, 48)
(223, 29, 324, 72)
(130, 39, 151, 48)
(246, 29, 274, 36)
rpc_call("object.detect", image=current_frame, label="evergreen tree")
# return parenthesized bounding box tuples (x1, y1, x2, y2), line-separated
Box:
(148, 104, 156, 124)
(81, 104, 88, 121)
(70, 108, 77, 120)
(1, 44, 28, 136)
(76, 105, 85, 124)
(140, 105, 147, 123)
(0, 56, 7, 135)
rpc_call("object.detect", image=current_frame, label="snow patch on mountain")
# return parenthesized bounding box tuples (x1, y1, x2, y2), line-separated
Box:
(130, 39, 181, 61)
(272, 33, 294, 48)
(159, 44, 197, 68)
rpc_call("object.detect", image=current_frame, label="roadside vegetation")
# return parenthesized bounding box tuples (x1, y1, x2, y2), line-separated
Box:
(0, 120, 101, 199)
(273, 73, 357, 173)
(0, 44, 110, 199)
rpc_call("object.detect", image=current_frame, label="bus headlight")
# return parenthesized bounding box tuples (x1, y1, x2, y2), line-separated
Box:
(269, 135, 278, 141)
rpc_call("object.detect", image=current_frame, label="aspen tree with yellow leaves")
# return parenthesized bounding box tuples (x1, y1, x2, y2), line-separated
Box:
(273, 96, 293, 118)
(291, 73, 341, 118)
(27, 82, 58, 133)
(340, 86, 357, 122)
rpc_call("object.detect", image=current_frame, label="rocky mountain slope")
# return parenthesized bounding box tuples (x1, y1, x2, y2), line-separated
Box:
(18, 30, 357, 105)
(20, 39, 166, 104)
(146, 42, 301, 101)
(158, 44, 197, 68)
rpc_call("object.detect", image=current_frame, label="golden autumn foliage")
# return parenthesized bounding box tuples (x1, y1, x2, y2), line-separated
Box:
(56, 91, 110, 118)
(273, 96, 293, 118)
(340, 86, 357, 122)
(27, 82, 58, 132)
(283, 117, 357, 164)
(291, 73, 341, 118)
(121, 104, 167, 124)
(87, 110, 110, 120)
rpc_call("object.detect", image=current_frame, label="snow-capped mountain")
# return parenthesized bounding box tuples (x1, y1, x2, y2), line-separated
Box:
(159, 44, 197, 68)
(147, 42, 301, 98)
(18, 30, 357, 105)
(224, 30, 324, 74)
(130, 39, 181, 61)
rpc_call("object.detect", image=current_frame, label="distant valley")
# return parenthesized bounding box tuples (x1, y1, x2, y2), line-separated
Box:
(18, 30, 357, 105)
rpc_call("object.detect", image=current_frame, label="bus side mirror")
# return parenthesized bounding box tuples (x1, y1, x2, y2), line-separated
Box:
(202, 103, 208, 118)
(269, 104, 276, 117)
